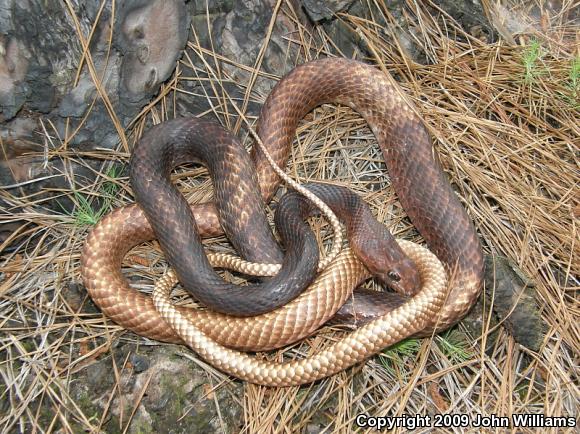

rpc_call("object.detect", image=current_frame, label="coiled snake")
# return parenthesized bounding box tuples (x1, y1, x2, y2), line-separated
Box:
(81, 58, 484, 385)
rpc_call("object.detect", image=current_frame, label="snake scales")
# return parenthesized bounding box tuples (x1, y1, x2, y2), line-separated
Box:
(81, 58, 484, 383)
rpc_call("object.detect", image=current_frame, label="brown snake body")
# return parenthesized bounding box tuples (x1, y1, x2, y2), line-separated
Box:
(81, 59, 484, 362)
(128, 117, 323, 316)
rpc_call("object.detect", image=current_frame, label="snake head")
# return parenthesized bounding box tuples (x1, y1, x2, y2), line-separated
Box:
(373, 256, 421, 296)
(355, 234, 421, 296)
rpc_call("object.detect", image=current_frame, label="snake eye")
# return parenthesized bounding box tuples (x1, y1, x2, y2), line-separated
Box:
(387, 271, 401, 282)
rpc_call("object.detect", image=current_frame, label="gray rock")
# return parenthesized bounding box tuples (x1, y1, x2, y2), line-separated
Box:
(130, 353, 150, 373)
(73, 346, 244, 433)
(115, 0, 189, 106)
(1, 0, 191, 147)
(301, 0, 356, 23)
(0, 36, 29, 119)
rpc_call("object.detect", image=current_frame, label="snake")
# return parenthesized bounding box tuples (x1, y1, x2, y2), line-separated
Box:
(154, 238, 447, 386)
(80, 180, 417, 351)
(80, 58, 484, 363)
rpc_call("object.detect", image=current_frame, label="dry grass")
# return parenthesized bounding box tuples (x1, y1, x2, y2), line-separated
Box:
(1, 0, 578, 432)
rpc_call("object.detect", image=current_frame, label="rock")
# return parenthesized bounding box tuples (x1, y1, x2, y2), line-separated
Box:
(212, 1, 296, 95)
(181, 0, 306, 118)
(85, 357, 115, 394)
(463, 255, 547, 352)
(301, 0, 356, 23)
(115, 0, 189, 107)
(0, 35, 29, 119)
(130, 353, 150, 373)
(483, 255, 546, 351)
(61, 282, 86, 312)
(432, 0, 495, 42)
(70, 346, 243, 433)
(4, 0, 87, 119)
(0, 0, 194, 244)
(0, 0, 190, 148)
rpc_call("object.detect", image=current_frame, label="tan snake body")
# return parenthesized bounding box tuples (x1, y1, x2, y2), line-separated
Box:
(154, 240, 447, 386)
(81, 59, 485, 379)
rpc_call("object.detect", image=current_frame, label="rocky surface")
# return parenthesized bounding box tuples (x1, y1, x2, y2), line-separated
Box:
(301, 0, 356, 22)
(0, 0, 189, 143)
(67, 343, 243, 433)
(0, 0, 503, 197)
(0, 0, 189, 220)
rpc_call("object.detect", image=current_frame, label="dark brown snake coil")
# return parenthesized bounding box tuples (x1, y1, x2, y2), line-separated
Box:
(128, 116, 323, 316)
(81, 59, 485, 381)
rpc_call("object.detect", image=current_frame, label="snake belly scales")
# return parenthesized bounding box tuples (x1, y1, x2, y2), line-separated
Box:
(81, 58, 485, 384)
